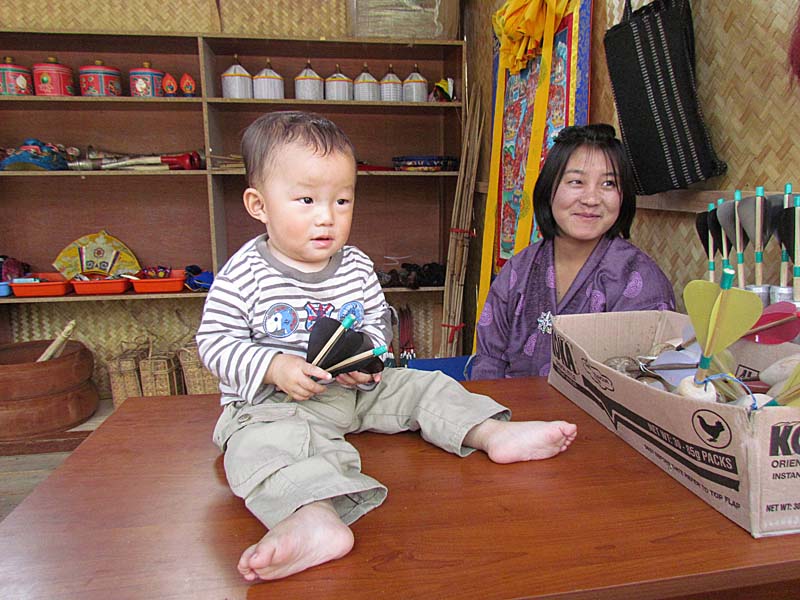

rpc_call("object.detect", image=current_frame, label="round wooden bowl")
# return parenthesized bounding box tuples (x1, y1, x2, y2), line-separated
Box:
(0, 340, 99, 440)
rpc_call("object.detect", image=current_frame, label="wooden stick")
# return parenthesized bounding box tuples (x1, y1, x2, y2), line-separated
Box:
(36, 320, 76, 362)
(794, 194, 800, 302)
(706, 202, 715, 282)
(734, 190, 745, 288)
(781, 183, 792, 287)
(325, 345, 387, 373)
(754, 186, 764, 286)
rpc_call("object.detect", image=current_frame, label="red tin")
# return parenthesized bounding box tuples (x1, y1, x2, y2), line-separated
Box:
(79, 60, 122, 96)
(129, 61, 164, 97)
(32, 57, 75, 96)
(0, 56, 33, 95)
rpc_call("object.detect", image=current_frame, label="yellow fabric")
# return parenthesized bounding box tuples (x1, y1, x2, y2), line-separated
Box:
(475, 0, 577, 349)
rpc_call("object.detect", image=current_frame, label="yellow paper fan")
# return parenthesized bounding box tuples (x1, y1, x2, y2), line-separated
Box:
(52, 230, 141, 280)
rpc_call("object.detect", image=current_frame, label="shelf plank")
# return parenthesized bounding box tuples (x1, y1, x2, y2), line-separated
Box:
(209, 168, 458, 177)
(0, 170, 207, 177)
(0, 292, 207, 304)
(382, 286, 444, 294)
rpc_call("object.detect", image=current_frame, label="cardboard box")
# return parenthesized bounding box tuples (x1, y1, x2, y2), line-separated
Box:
(548, 310, 800, 538)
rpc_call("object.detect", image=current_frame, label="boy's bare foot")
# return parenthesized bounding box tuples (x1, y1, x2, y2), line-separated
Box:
(238, 500, 354, 581)
(465, 418, 578, 464)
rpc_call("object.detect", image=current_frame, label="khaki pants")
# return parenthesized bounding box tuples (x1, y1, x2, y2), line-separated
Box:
(213, 368, 509, 528)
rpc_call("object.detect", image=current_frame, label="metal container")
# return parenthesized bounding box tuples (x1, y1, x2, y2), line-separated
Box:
(129, 61, 164, 97)
(380, 64, 402, 102)
(402, 64, 427, 102)
(354, 63, 379, 101)
(32, 56, 75, 96)
(325, 64, 353, 101)
(770, 285, 794, 305)
(0, 56, 33, 95)
(294, 60, 323, 100)
(253, 59, 284, 99)
(221, 54, 252, 99)
(79, 60, 122, 97)
(745, 284, 770, 308)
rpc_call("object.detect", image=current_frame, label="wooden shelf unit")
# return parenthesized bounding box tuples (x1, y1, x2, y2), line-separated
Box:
(0, 30, 464, 293)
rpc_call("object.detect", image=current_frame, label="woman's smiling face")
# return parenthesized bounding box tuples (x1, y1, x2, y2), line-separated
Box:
(551, 144, 622, 247)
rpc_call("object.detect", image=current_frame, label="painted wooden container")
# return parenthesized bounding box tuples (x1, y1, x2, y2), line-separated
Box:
(325, 64, 353, 101)
(380, 64, 402, 102)
(402, 64, 428, 103)
(0, 56, 33, 95)
(221, 55, 253, 99)
(32, 56, 75, 96)
(79, 60, 122, 96)
(294, 60, 323, 100)
(253, 59, 284, 99)
(129, 61, 164, 97)
(354, 63, 379, 101)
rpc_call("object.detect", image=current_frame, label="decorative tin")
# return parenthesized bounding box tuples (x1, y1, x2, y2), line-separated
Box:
(324, 64, 353, 101)
(33, 56, 75, 96)
(294, 60, 323, 101)
(354, 63, 379, 102)
(253, 59, 284, 100)
(79, 60, 122, 97)
(221, 54, 252, 99)
(380, 64, 402, 102)
(129, 61, 164, 97)
(402, 64, 427, 103)
(179, 73, 196, 97)
(0, 56, 33, 95)
(161, 72, 178, 96)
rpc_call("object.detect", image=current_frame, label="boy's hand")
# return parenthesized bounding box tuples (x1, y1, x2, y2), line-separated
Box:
(335, 370, 382, 388)
(266, 354, 332, 401)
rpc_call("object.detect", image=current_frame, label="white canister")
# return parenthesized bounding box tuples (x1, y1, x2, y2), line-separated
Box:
(380, 64, 402, 102)
(221, 55, 253, 99)
(325, 64, 353, 101)
(253, 59, 284, 100)
(294, 60, 323, 101)
(354, 63, 379, 102)
(403, 64, 427, 103)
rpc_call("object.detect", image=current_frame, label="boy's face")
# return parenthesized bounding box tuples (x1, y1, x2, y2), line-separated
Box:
(244, 142, 356, 272)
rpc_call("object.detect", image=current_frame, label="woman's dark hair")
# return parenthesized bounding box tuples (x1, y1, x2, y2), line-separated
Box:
(241, 111, 356, 188)
(533, 123, 636, 240)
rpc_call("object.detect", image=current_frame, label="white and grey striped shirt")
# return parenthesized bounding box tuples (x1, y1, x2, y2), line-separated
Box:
(197, 235, 391, 405)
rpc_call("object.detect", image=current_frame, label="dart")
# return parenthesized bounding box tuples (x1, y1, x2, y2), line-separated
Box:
(695, 203, 716, 282)
(325, 345, 388, 374)
(683, 267, 763, 386)
(714, 198, 732, 271)
(742, 301, 800, 344)
(310, 314, 357, 367)
(764, 361, 800, 407)
(779, 183, 793, 287)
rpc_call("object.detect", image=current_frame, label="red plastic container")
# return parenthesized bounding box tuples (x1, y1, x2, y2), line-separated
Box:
(10, 272, 72, 297)
(71, 278, 131, 295)
(132, 271, 185, 293)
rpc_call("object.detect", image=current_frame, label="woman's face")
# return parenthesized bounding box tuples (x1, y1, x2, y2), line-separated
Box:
(551, 145, 622, 246)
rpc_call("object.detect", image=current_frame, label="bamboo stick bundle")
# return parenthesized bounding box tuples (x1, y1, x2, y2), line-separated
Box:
(439, 91, 484, 357)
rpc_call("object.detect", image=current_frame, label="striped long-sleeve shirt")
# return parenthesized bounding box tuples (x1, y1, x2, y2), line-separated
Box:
(197, 234, 391, 405)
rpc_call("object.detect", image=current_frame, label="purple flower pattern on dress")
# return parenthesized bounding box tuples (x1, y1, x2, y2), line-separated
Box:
(590, 290, 605, 312)
(524, 333, 537, 356)
(509, 268, 518, 289)
(546, 265, 556, 288)
(515, 293, 525, 316)
(539, 363, 551, 377)
(479, 301, 494, 327)
(623, 271, 643, 298)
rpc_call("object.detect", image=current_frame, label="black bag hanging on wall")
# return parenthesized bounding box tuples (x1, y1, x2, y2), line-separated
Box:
(604, 0, 726, 196)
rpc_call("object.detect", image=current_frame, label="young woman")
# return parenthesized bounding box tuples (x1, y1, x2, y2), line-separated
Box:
(471, 124, 676, 380)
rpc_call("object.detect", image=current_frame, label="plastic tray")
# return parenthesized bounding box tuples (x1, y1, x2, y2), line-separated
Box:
(132, 271, 185, 293)
(10, 272, 72, 297)
(71, 278, 131, 295)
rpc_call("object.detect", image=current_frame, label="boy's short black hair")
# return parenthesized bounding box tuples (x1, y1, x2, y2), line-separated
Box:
(241, 111, 356, 187)
(533, 123, 636, 240)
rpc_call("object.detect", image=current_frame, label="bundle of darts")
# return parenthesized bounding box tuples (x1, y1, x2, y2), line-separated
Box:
(306, 315, 387, 376)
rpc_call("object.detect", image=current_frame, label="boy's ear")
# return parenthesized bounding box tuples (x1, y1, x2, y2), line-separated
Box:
(243, 187, 269, 223)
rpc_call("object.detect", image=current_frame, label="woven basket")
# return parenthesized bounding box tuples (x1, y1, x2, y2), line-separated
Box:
(107, 345, 146, 409)
(219, 0, 347, 37)
(178, 343, 219, 395)
(139, 350, 184, 397)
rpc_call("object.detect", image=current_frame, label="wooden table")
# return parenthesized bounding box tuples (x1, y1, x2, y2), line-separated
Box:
(1, 378, 799, 600)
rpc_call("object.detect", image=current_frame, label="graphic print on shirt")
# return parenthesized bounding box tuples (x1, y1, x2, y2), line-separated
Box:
(304, 302, 336, 331)
(263, 303, 299, 338)
(338, 301, 365, 327)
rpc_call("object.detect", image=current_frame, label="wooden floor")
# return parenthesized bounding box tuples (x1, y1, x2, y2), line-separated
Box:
(0, 398, 114, 522)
